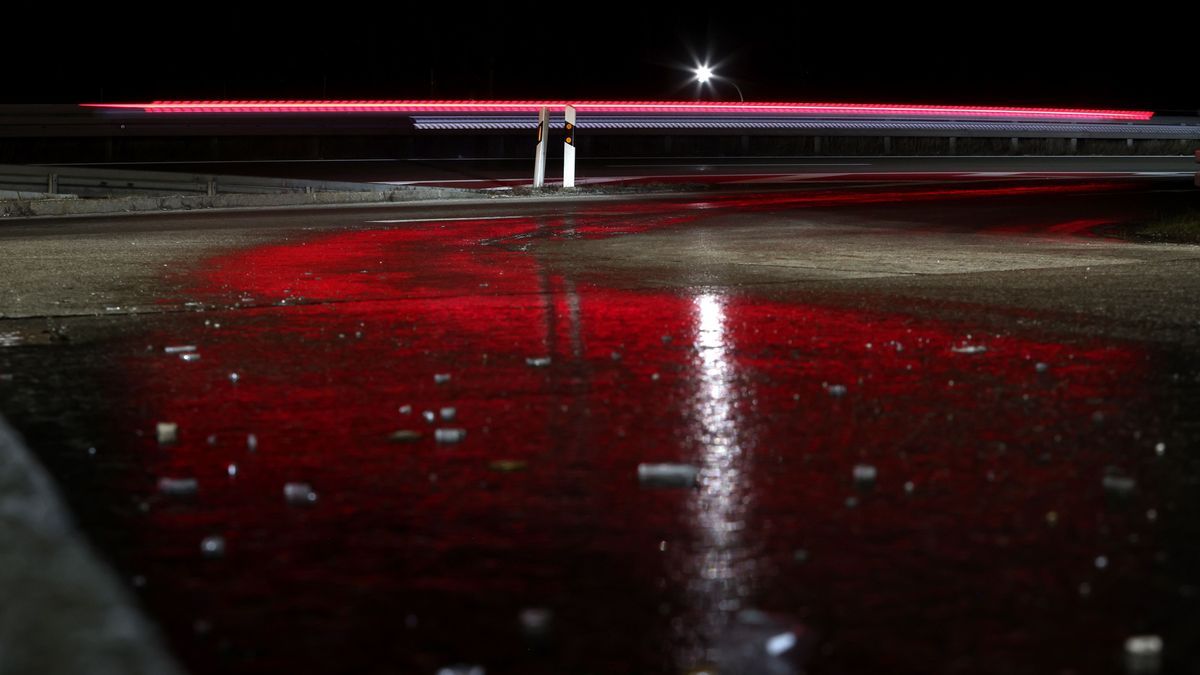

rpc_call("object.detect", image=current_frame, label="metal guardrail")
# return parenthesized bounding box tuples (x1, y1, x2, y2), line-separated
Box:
(410, 115, 1200, 139)
(0, 164, 402, 197)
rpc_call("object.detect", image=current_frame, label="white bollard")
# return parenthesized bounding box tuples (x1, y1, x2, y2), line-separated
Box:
(533, 106, 549, 188)
(563, 105, 576, 188)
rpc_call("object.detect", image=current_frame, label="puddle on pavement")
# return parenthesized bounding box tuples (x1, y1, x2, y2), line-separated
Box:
(1, 191, 1199, 674)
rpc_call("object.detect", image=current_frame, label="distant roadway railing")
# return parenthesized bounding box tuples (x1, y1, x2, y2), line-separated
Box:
(0, 164, 400, 197)
(407, 115, 1200, 139)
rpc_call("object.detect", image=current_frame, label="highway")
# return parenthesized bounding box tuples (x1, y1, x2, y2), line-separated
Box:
(1, 176, 1199, 674)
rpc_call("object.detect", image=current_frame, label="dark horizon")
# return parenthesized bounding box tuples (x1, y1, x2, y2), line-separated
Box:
(7, 6, 1198, 113)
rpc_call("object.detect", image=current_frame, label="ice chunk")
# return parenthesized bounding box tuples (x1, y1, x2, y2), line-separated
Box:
(157, 477, 198, 496)
(388, 430, 423, 442)
(163, 345, 196, 354)
(853, 464, 877, 484)
(518, 607, 553, 638)
(526, 356, 551, 367)
(1103, 474, 1136, 496)
(156, 422, 178, 445)
(200, 536, 225, 559)
(766, 632, 797, 657)
(637, 463, 699, 488)
(1125, 635, 1163, 673)
(715, 609, 810, 675)
(283, 482, 318, 505)
(952, 344, 988, 355)
(435, 428, 467, 444)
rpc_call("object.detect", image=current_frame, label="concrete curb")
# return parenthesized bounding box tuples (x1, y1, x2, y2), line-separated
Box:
(0, 187, 721, 223)
(0, 416, 182, 675)
(0, 186, 473, 219)
(0, 190, 71, 201)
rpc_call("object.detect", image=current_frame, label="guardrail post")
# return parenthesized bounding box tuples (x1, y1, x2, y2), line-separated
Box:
(948, 137, 957, 155)
(533, 106, 548, 188)
(206, 178, 216, 196)
(47, 173, 57, 195)
(562, 105, 576, 188)
(1070, 138, 1078, 154)
(1010, 137, 1019, 154)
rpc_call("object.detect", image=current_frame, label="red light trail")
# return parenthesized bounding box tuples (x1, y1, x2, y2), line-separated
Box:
(81, 100, 1154, 122)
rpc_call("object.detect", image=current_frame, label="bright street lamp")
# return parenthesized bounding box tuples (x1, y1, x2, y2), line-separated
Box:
(692, 64, 743, 102)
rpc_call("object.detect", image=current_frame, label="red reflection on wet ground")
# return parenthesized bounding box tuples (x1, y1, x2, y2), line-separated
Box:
(985, 218, 1116, 237)
(401, 173, 1162, 190)
(117, 191, 1165, 674)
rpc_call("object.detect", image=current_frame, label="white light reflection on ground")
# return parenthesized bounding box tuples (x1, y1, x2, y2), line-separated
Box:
(682, 291, 755, 666)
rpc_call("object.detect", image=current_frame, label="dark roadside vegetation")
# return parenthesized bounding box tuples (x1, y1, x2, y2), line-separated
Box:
(1137, 210, 1200, 244)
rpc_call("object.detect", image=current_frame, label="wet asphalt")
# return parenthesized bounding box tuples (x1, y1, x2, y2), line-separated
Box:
(1, 177, 1200, 674)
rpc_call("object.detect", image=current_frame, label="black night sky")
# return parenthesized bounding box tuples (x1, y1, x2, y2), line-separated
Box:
(7, 4, 1198, 112)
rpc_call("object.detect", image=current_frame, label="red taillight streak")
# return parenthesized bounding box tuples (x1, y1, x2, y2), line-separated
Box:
(80, 100, 1155, 121)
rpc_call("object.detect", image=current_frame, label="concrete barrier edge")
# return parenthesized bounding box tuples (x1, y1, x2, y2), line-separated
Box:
(0, 187, 474, 219)
(0, 415, 184, 675)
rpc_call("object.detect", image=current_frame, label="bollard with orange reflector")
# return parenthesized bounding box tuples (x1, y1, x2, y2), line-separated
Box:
(563, 105, 576, 188)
